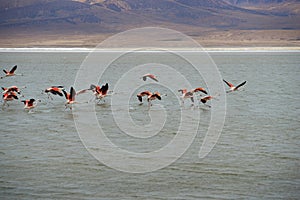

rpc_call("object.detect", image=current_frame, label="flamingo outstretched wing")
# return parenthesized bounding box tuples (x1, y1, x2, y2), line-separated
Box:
(223, 79, 234, 88)
(100, 83, 109, 95)
(193, 87, 207, 94)
(143, 74, 158, 82)
(235, 81, 246, 90)
(10, 65, 17, 73)
(70, 87, 76, 101)
(153, 92, 161, 100)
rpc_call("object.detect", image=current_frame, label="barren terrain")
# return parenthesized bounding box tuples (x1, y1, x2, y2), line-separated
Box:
(0, 0, 299, 48)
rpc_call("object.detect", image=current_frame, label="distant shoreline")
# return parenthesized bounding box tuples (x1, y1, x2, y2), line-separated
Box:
(1, 29, 299, 50)
(0, 46, 299, 52)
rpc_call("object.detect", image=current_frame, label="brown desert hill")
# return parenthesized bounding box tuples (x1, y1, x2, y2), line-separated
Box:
(225, 0, 286, 6)
(224, 0, 300, 16)
(0, 0, 299, 47)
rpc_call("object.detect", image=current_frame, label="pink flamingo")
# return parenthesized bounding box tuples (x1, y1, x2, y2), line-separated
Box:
(44, 86, 65, 99)
(137, 91, 162, 108)
(2, 86, 24, 94)
(200, 95, 214, 108)
(1, 65, 22, 79)
(63, 87, 76, 110)
(178, 87, 207, 105)
(2, 91, 18, 108)
(21, 98, 39, 110)
(142, 74, 158, 82)
(223, 79, 246, 93)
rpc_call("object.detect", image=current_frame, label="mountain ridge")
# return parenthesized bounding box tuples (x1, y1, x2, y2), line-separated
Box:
(0, 0, 299, 47)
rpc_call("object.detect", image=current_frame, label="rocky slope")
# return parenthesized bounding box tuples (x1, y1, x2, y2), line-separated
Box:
(0, 0, 299, 47)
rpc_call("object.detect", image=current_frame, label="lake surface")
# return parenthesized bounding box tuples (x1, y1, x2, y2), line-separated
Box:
(0, 50, 299, 199)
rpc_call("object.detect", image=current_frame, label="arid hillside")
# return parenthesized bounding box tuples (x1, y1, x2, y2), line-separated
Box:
(0, 0, 299, 47)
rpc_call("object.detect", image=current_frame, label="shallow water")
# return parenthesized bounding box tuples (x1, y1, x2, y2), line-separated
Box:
(0, 51, 299, 199)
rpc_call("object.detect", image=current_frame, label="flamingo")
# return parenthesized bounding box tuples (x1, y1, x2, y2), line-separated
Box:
(21, 98, 39, 110)
(89, 83, 110, 103)
(44, 86, 65, 99)
(223, 79, 246, 93)
(2, 91, 18, 108)
(137, 91, 161, 108)
(178, 87, 207, 106)
(63, 87, 76, 109)
(2, 86, 24, 94)
(178, 89, 194, 105)
(200, 95, 214, 108)
(142, 74, 158, 82)
(1, 65, 22, 79)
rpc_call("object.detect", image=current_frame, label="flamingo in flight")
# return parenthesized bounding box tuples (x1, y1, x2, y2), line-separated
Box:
(63, 84, 108, 98)
(178, 87, 207, 106)
(2, 91, 18, 108)
(86, 83, 110, 103)
(63, 87, 76, 109)
(21, 98, 39, 110)
(2, 86, 24, 94)
(142, 74, 158, 82)
(200, 95, 214, 108)
(44, 86, 65, 99)
(1, 65, 22, 79)
(137, 91, 161, 108)
(223, 79, 246, 93)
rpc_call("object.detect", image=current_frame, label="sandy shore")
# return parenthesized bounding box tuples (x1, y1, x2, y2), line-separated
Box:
(0, 46, 299, 52)
(1, 29, 299, 49)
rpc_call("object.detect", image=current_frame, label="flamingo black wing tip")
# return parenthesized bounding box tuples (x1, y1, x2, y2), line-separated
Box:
(236, 81, 247, 89)
(10, 65, 17, 73)
(63, 90, 68, 99)
(137, 95, 142, 102)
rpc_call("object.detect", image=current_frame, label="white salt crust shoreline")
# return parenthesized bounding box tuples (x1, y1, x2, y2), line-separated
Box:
(0, 47, 299, 52)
